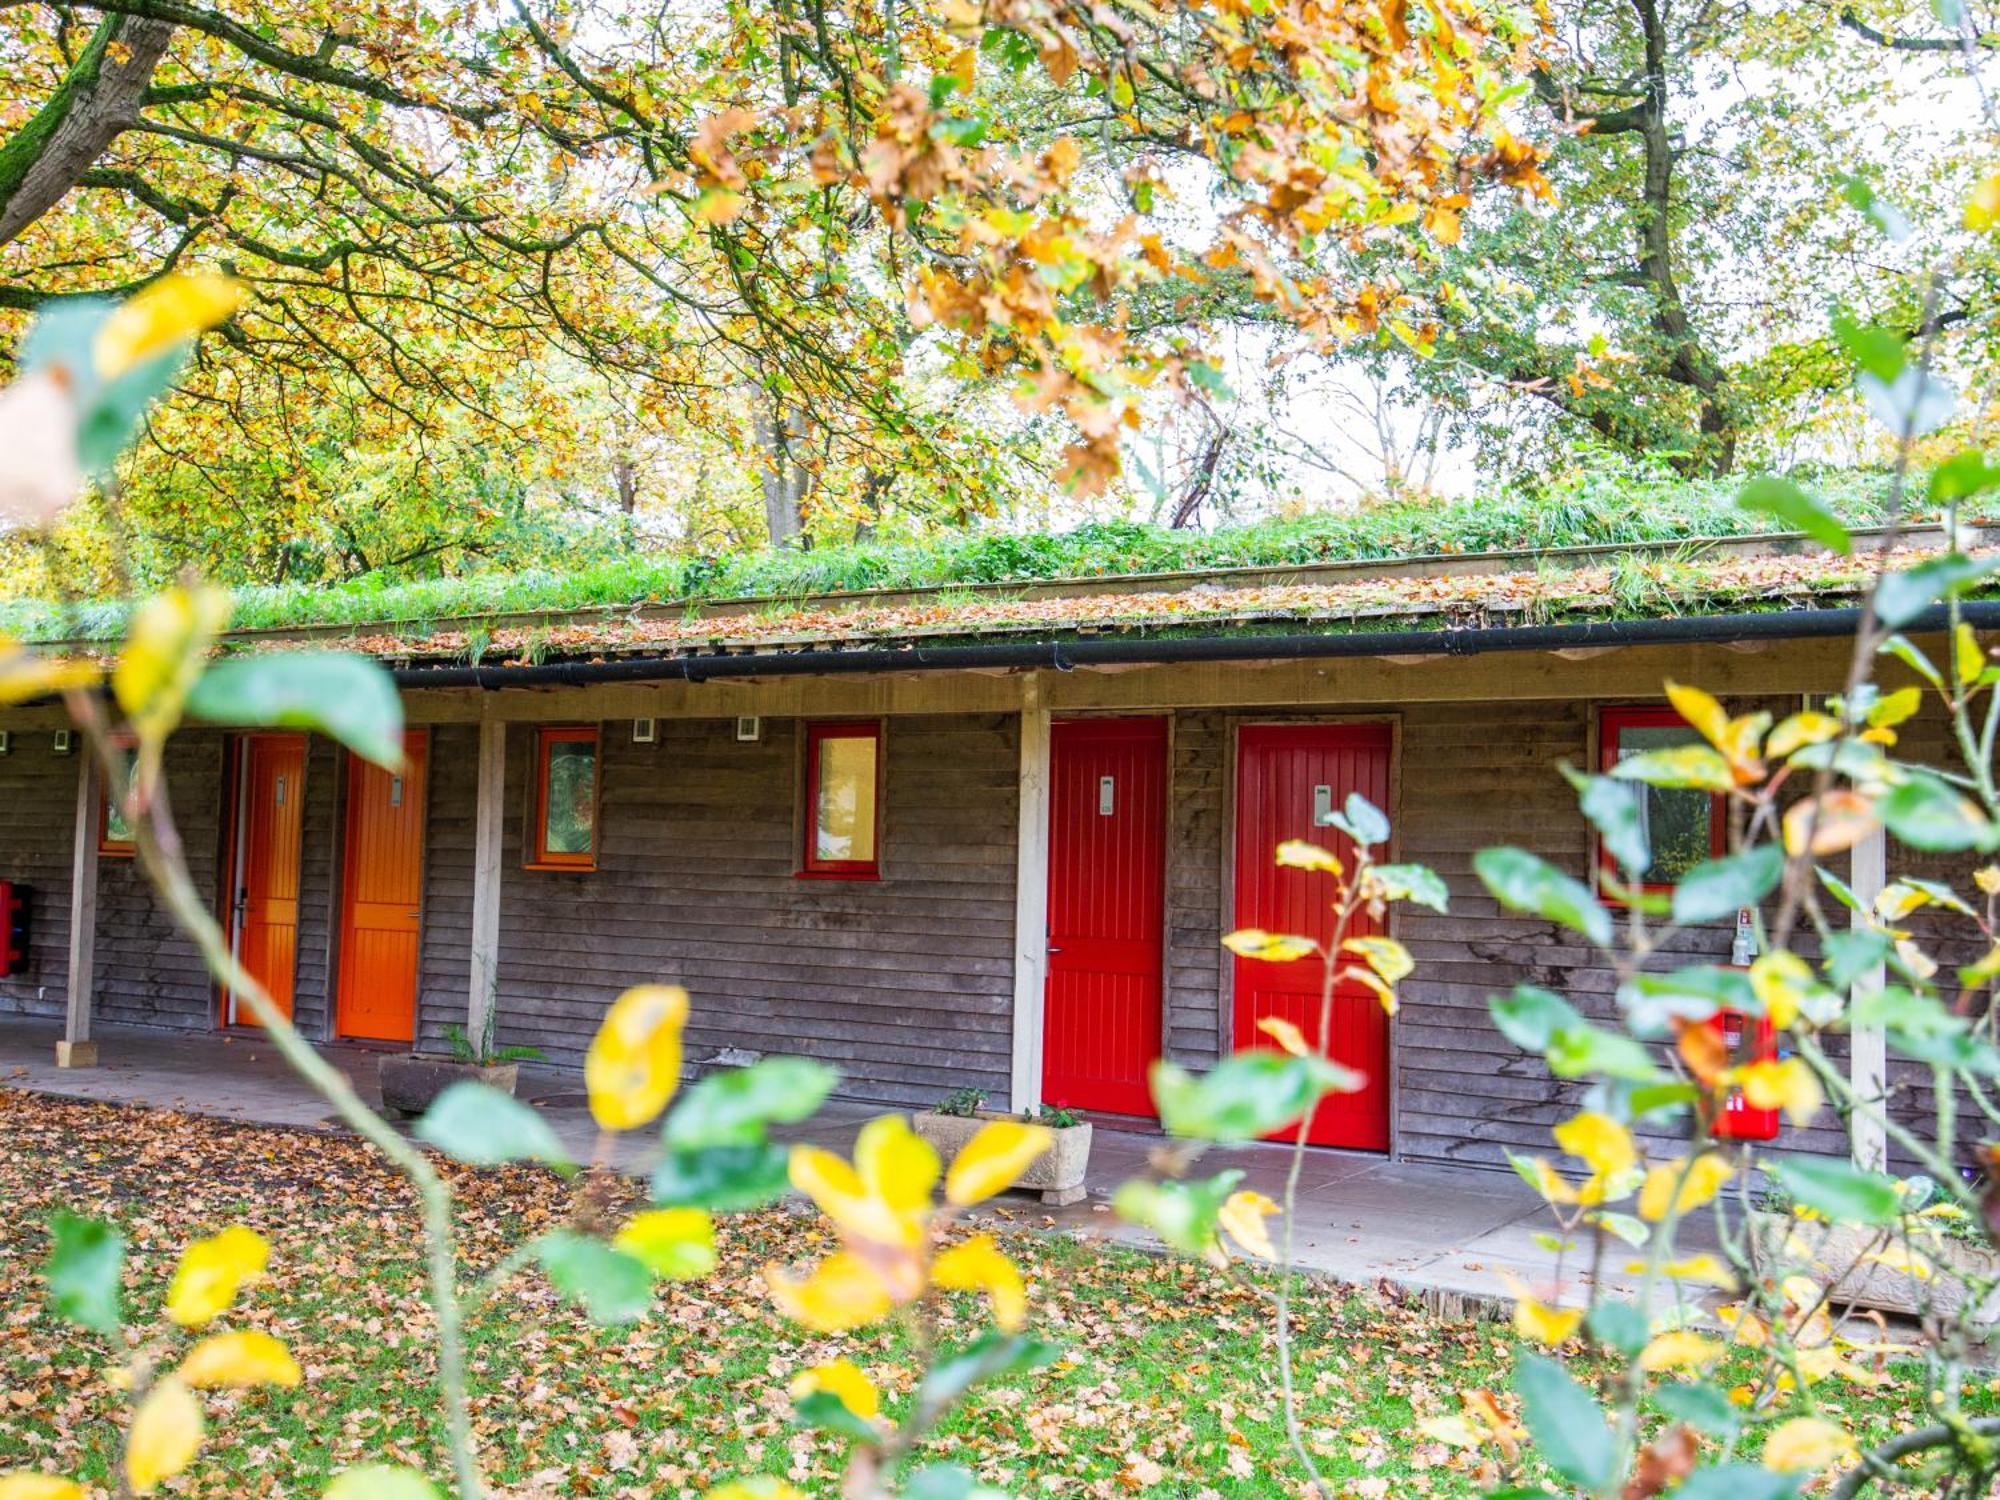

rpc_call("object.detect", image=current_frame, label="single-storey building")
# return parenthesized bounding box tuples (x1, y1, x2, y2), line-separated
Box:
(2, 526, 1994, 1173)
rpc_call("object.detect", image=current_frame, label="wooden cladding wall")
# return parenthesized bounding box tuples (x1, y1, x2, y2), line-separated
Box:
(444, 714, 1021, 1107)
(0, 733, 79, 1018)
(1165, 711, 1226, 1069)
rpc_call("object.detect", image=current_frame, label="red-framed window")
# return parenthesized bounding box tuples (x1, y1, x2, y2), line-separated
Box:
(99, 737, 137, 857)
(802, 721, 881, 878)
(1597, 705, 1727, 891)
(528, 725, 599, 870)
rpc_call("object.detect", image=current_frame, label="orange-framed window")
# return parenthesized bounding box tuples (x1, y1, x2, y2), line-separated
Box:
(1597, 705, 1726, 892)
(99, 738, 137, 857)
(802, 721, 880, 878)
(528, 725, 599, 870)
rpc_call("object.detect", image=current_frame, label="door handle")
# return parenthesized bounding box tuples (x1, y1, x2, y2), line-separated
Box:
(1046, 944, 1063, 954)
(407, 910, 423, 920)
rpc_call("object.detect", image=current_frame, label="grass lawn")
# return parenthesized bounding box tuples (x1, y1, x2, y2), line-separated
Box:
(0, 1092, 1988, 1498)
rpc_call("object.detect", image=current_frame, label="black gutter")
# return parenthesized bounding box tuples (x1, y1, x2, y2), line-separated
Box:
(388, 601, 2000, 690)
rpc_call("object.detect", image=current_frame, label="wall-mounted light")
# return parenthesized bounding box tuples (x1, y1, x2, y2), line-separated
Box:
(633, 717, 657, 744)
(735, 715, 762, 743)
(51, 730, 73, 756)
(0, 730, 11, 756)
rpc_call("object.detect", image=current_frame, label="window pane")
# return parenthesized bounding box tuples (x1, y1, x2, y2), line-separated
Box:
(815, 733, 877, 864)
(542, 739, 596, 856)
(1613, 724, 1711, 884)
(104, 752, 135, 845)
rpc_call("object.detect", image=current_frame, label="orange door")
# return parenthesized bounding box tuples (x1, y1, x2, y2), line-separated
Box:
(227, 733, 306, 1025)
(1233, 723, 1394, 1150)
(336, 731, 428, 1043)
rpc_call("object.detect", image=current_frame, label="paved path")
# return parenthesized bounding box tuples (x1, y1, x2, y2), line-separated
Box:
(0, 1018, 1649, 1316)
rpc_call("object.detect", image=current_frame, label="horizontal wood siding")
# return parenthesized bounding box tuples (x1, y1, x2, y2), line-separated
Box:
(1165, 711, 1225, 1067)
(417, 724, 477, 1051)
(463, 715, 1018, 1107)
(290, 737, 338, 1039)
(0, 735, 79, 1018)
(93, 732, 224, 1031)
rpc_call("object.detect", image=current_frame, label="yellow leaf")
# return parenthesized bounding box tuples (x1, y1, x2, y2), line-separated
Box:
(177, 1329, 301, 1389)
(114, 585, 231, 745)
(1638, 1331, 1722, 1371)
(1217, 1189, 1279, 1259)
(1970, 170, 2000, 232)
(1553, 1111, 1635, 1179)
(1766, 710, 1840, 759)
(0, 639, 98, 707)
(1749, 950, 1814, 1029)
(324, 1467, 441, 1500)
(1346, 964, 1398, 1015)
(1516, 1155, 1580, 1206)
(693, 187, 746, 224)
(1665, 680, 1730, 751)
(1343, 935, 1412, 983)
(1512, 1295, 1582, 1345)
(1783, 791, 1878, 857)
(944, 1120, 1053, 1206)
(788, 1144, 919, 1251)
(788, 1358, 880, 1421)
(612, 1208, 718, 1279)
(1868, 685, 1922, 730)
(584, 984, 688, 1130)
(166, 1225, 270, 1328)
(1257, 1016, 1310, 1056)
(1638, 1154, 1734, 1221)
(1633, 1252, 1738, 1291)
(125, 1377, 202, 1495)
(855, 1113, 940, 1214)
(707, 1480, 805, 1500)
(1957, 623, 1986, 686)
(0, 1477, 84, 1500)
(1863, 1243, 1933, 1278)
(1737, 1056, 1823, 1125)
(1222, 928, 1317, 962)
(1275, 840, 1342, 874)
(1762, 1416, 1856, 1472)
(931, 1233, 1027, 1331)
(94, 273, 245, 380)
(765, 1251, 893, 1333)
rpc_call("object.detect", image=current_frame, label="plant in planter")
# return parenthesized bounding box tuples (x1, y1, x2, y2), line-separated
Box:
(378, 1015, 547, 1118)
(911, 1090, 1094, 1206)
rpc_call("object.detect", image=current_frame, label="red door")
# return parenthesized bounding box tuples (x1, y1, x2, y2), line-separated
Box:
(336, 731, 428, 1043)
(1234, 723, 1394, 1150)
(226, 733, 305, 1025)
(1042, 717, 1168, 1117)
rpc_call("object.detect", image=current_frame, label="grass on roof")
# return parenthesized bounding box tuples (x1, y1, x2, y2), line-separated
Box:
(3, 470, 1900, 643)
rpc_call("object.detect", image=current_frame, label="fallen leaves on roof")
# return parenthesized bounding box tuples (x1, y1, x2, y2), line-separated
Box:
(246, 542, 1985, 665)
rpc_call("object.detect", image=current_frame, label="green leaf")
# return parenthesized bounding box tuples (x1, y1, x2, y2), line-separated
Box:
(1585, 1212, 1650, 1248)
(1874, 552, 2000, 629)
(1861, 365, 1956, 437)
(1546, 1025, 1662, 1082)
(1490, 985, 1584, 1052)
(917, 1331, 1058, 1414)
(1151, 1052, 1362, 1142)
(793, 1388, 877, 1441)
(663, 1057, 836, 1150)
(1671, 847, 1782, 926)
(1621, 966, 1752, 1033)
(1371, 862, 1449, 912)
(1111, 1170, 1243, 1256)
(532, 1231, 654, 1324)
(1822, 929, 1891, 988)
(1832, 310, 1906, 383)
(1571, 770, 1649, 876)
(1669, 1466, 1800, 1500)
(650, 1142, 792, 1212)
(187, 654, 405, 770)
(903, 1466, 1009, 1500)
(1841, 176, 1912, 241)
(1609, 744, 1735, 793)
(1473, 847, 1613, 947)
(1652, 1381, 1742, 1438)
(1514, 1354, 1615, 1491)
(324, 1466, 443, 1500)
(1587, 1298, 1647, 1356)
(46, 1211, 123, 1336)
(1929, 450, 2000, 504)
(1737, 476, 1852, 555)
(1879, 771, 1995, 852)
(1773, 1157, 1902, 1225)
(1322, 791, 1390, 848)
(1878, 634, 1944, 691)
(414, 1082, 574, 1171)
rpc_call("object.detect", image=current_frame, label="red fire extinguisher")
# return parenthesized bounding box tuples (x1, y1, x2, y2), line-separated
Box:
(1708, 1007, 1779, 1142)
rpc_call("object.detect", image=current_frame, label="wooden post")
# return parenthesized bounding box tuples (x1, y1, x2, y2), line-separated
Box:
(1849, 825, 1888, 1172)
(467, 715, 507, 1052)
(1010, 673, 1051, 1112)
(59, 753, 99, 1068)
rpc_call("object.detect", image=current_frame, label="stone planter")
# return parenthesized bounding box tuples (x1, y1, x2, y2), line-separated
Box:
(1750, 1210, 2000, 1328)
(379, 1054, 519, 1119)
(912, 1110, 1093, 1206)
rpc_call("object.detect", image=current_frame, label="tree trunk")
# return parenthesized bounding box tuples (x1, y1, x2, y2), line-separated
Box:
(753, 394, 811, 547)
(0, 14, 176, 247)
